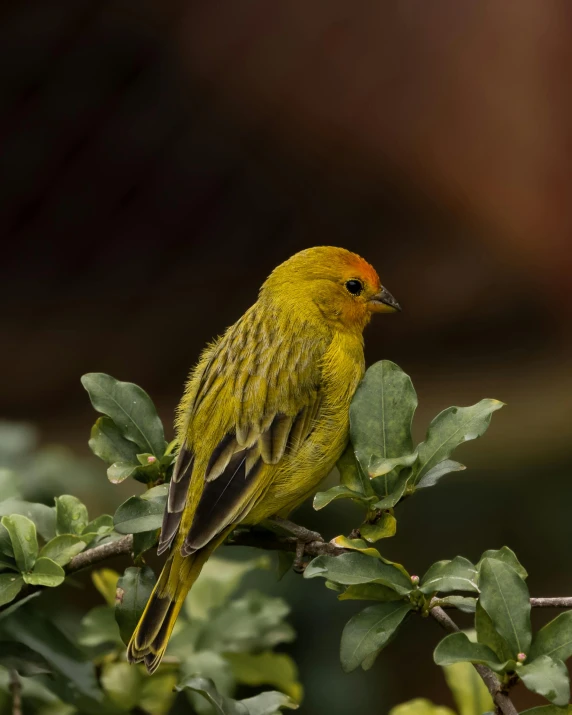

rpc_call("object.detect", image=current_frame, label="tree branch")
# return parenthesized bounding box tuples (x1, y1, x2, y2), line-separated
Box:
(66, 534, 134, 573)
(530, 597, 572, 608)
(430, 606, 519, 715)
(4, 522, 572, 626)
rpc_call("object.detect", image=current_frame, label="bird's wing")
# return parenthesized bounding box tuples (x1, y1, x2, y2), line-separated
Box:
(158, 309, 325, 556)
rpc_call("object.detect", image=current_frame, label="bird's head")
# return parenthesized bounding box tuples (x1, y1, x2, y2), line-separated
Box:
(262, 246, 401, 333)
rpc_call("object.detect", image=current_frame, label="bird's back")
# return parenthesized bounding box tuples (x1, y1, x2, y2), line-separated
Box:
(168, 297, 364, 547)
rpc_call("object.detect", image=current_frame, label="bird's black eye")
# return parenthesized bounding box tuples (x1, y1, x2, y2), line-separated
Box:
(345, 279, 363, 296)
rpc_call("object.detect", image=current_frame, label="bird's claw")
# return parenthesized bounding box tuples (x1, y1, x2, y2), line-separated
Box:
(267, 516, 324, 544)
(265, 517, 324, 573)
(293, 540, 307, 574)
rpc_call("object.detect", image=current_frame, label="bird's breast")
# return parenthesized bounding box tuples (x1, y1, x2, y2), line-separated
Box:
(246, 330, 365, 521)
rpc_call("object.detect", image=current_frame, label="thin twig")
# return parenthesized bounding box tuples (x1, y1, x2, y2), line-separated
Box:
(66, 534, 133, 573)
(530, 597, 572, 608)
(430, 606, 519, 715)
(9, 669, 22, 715)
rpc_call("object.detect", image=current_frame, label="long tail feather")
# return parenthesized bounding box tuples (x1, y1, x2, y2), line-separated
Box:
(127, 533, 229, 674)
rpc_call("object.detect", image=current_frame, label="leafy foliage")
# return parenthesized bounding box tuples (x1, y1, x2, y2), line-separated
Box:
(391, 661, 494, 715)
(314, 360, 503, 544)
(1, 361, 571, 714)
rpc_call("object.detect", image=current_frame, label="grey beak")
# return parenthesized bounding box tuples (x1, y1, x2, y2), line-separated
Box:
(372, 287, 402, 312)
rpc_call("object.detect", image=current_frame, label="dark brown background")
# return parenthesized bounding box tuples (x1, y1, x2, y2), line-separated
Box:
(2, 1, 572, 712)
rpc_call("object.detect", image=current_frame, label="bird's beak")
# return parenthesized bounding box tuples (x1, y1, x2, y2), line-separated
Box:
(369, 287, 402, 314)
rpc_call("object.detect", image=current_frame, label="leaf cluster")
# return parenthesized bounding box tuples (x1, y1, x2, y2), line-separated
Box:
(0, 494, 116, 607)
(314, 361, 503, 543)
(0, 374, 302, 714)
(76, 556, 300, 714)
(0, 553, 300, 714)
(435, 555, 572, 708)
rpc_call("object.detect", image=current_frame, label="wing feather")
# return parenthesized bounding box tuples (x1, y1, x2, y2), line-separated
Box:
(159, 306, 326, 557)
(158, 444, 194, 555)
(182, 451, 264, 555)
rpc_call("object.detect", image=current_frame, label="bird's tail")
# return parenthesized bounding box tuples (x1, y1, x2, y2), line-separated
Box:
(126, 544, 215, 674)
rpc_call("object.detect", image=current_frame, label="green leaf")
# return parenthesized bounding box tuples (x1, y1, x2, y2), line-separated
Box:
(107, 459, 161, 486)
(175, 675, 241, 714)
(115, 565, 156, 644)
(239, 691, 299, 715)
(372, 469, 411, 509)
(1, 514, 38, 572)
(198, 591, 295, 653)
(325, 580, 344, 592)
(340, 601, 413, 672)
(0, 523, 14, 557)
(350, 361, 418, 496)
(186, 555, 270, 620)
(313, 485, 368, 510)
(2, 608, 102, 701)
(139, 669, 178, 715)
(477, 546, 528, 580)
(0, 573, 24, 605)
(78, 605, 122, 648)
(22, 557, 65, 587)
(113, 487, 167, 534)
(106, 462, 139, 485)
(81, 515, 114, 546)
(338, 583, 404, 602)
(416, 460, 465, 489)
(360, 513, 397, 542)
(475, 601, 514, 663)
(88, 416, 140, 465)
(0, 642, 52, 677)
(39, 534, 86, 566)
(519, 655, 570, 706)
(0, 500, 56, 540)
(411, 399, 503, 486)
(179, 650, 235, 714)
(434, 632, 507, 671)
(337, 444, 374, 497)
(369, 452, 418, 479)
(84, 514, 114, 535)
(101, 662, 144, 710)
(81, 373, 166, 457)
(420, 557, 479, 595)
(55, 495, 88, 536)
(176, 677, 298, 715)
(304, 552, 412, 594)
(92, 568, 119, 606)
(389, 699, 456, 715)
(436, 596, 477, 613)
(132, 529, 159, 559)
(329, 535, 386, 559)
(479, 557, 531, 656)
(442, 661, 494, 715)
(530, 611, 572, 662)
(226, 651, 302, 702)
(0, 554, 18, 571)
(85, 514, 113, 536)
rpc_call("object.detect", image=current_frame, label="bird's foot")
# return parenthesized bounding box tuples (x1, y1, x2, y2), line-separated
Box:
(266, 516, 323, 544)
(266, 517, 324, 573)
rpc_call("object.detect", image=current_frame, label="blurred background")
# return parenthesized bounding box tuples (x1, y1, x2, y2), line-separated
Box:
(2, 0, 572, 712)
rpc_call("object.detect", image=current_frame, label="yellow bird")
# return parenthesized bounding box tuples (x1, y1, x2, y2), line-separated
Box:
(127, 246, 401, 672)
